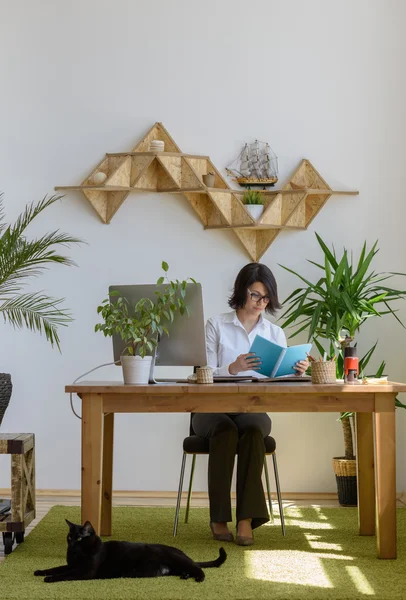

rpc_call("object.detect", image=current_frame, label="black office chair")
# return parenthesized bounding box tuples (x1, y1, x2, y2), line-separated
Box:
(173, 415, 286, 537)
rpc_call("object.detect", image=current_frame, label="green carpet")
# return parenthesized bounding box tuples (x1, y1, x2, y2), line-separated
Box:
(0, 506, 405, 599)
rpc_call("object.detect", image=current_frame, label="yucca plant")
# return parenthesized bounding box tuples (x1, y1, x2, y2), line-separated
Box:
(280, 233, 406, 461)
(0, 193, 83, 350)
(280, 233, 406, 347)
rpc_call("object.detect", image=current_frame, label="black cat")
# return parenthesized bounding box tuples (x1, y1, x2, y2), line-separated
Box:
(34, 520, 227, 583)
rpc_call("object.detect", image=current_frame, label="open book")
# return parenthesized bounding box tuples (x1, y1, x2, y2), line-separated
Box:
(249, 335, 312, 378)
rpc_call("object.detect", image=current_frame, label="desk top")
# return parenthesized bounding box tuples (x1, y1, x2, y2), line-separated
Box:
(65, 380, 406, 394)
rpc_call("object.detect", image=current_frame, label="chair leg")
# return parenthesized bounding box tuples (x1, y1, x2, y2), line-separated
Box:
(185, 454, 196, 524)
(173, 452, 187, 537)
(263, 456, 274, 523)
(272, 452, 286, 536)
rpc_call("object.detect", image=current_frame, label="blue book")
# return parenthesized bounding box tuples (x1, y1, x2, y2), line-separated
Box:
(249, 335, 312, 378)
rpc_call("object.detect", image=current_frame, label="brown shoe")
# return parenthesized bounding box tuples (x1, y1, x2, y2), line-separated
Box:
(235, 534, 254, 546)
(236, 520, 254, 546)
(209, 522, 234, 542)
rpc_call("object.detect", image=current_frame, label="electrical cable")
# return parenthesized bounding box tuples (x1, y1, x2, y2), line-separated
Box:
(69, 362, 120, 419)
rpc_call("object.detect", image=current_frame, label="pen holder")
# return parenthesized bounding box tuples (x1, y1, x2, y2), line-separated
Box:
(196, 366, 213, 384)
(311, 361, 336, 384)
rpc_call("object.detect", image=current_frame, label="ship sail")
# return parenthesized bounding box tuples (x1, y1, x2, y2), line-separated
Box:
(226, 139, 278, 187)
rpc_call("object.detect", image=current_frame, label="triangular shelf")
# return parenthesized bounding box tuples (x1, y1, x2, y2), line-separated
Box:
(55, 123, 358, 260)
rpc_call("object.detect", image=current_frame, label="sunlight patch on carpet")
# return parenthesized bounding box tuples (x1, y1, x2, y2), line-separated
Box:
(245, 550, 335, 587)
(345, 566, 375, 596)
(305, 533, 343, 551)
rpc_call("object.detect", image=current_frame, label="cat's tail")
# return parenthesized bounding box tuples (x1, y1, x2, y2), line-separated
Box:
(196, 547, 227, 569)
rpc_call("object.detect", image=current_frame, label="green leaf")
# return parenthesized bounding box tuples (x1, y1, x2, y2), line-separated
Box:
(162, 261, 169, 272)
(313, 338, 326, 357)
(156, 276, 164, 286)
(375, 360, 386, 378)
(315, 233, 338, 269)
(358, 342, 378, 373)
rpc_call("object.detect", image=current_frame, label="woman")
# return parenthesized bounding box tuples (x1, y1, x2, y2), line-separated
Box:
(192, 263, 308, 546)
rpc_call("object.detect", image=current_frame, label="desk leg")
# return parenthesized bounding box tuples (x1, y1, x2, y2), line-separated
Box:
(356, 412, 375, 535)
(101, 412, 114, 536)
(374, 393, 396, 559)
(82, 393, 103, 535)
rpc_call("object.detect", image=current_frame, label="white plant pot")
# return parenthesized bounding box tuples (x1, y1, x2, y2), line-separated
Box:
(120, 355, 152, 385)
(245, 204, 264, 220)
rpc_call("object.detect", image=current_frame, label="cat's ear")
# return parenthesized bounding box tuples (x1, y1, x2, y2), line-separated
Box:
(65, 519, 75, 529)
(82, 521, 95, 536)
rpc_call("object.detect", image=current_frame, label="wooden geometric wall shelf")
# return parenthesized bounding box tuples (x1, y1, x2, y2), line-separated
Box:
(55, 122, 359, 261)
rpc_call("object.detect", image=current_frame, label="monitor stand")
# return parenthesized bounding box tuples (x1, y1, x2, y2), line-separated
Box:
(148, 348, 158, 384)
(148, 346, 196, 384)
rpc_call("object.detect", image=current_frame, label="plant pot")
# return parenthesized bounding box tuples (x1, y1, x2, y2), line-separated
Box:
(245, 204, 264, 220)
(0, 373, 12, 428)
(202, 173, 215, 187)
(311, 361, 336, 384)
(120, 356, 153, 385)
(332, 457, 357, 506)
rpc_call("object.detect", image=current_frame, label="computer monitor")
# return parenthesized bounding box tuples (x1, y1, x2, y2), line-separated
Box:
(109, 282, 207, 381)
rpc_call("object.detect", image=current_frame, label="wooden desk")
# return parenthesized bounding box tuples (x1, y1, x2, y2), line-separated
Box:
(65, 380, 406, 559)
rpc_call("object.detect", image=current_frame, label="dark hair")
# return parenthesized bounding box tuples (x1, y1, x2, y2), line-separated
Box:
(228, 263, 281, 316)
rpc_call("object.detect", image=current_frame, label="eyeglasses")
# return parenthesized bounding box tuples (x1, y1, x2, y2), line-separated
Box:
(248, 289, 270, 304)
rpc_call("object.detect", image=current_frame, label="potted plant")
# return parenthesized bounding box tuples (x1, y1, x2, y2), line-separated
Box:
(0, 193, 83, 426)
(95, 262, 196, 384)
(279, 233, 406, 505)
(242, 190, 265, 220)
(202, 172, 215, 187)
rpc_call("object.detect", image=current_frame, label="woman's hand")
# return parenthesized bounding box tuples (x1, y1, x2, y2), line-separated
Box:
(229, 353, 261, 375)
(294, 358, 309, 376)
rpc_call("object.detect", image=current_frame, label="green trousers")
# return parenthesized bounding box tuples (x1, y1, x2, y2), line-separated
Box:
(191, 412, 271, 530)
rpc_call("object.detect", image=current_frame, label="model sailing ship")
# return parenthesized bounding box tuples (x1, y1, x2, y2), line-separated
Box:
(226, 140, 278, 187)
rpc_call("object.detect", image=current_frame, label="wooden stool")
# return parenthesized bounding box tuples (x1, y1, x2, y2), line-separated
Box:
(0, 434, 35, 554)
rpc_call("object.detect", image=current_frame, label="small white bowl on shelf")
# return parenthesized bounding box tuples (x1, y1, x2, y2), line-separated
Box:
(92, 172, 107, 185)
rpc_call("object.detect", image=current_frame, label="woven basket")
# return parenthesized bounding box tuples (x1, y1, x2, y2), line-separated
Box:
(332, 457, 356, 477)
(311, 361, 336, 384)
(333, 457, 357, 506)
(0, 373, 12, 427)
(196, 366, 213, 384)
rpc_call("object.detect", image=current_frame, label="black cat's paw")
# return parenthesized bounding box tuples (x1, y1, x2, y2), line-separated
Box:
(180, 573, 191, 580)
(195, 574, 205, 583)
(34, 570, 45, 576)
(44, 576, 55, 583)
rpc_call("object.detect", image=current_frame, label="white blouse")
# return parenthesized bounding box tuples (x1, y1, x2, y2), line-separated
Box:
(206, 311, 287, 377)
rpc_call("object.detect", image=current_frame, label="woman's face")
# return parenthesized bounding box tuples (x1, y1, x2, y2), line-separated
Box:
(243, 281, 270, 315)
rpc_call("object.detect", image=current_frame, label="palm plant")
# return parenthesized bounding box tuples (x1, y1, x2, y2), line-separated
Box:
(280, 233, 406, 347)
(280, 233, 406, 461)
(0, 193, 83, 350)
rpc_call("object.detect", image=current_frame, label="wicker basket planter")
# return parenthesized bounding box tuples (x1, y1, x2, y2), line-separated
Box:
(332, 457, 357, 506)
(311, 361, 336, 384)
(196, 366, 213, 384)
(0, 374, 12, 427)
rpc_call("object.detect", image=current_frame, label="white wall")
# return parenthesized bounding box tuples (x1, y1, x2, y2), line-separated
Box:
(0, 0, 405, 494)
